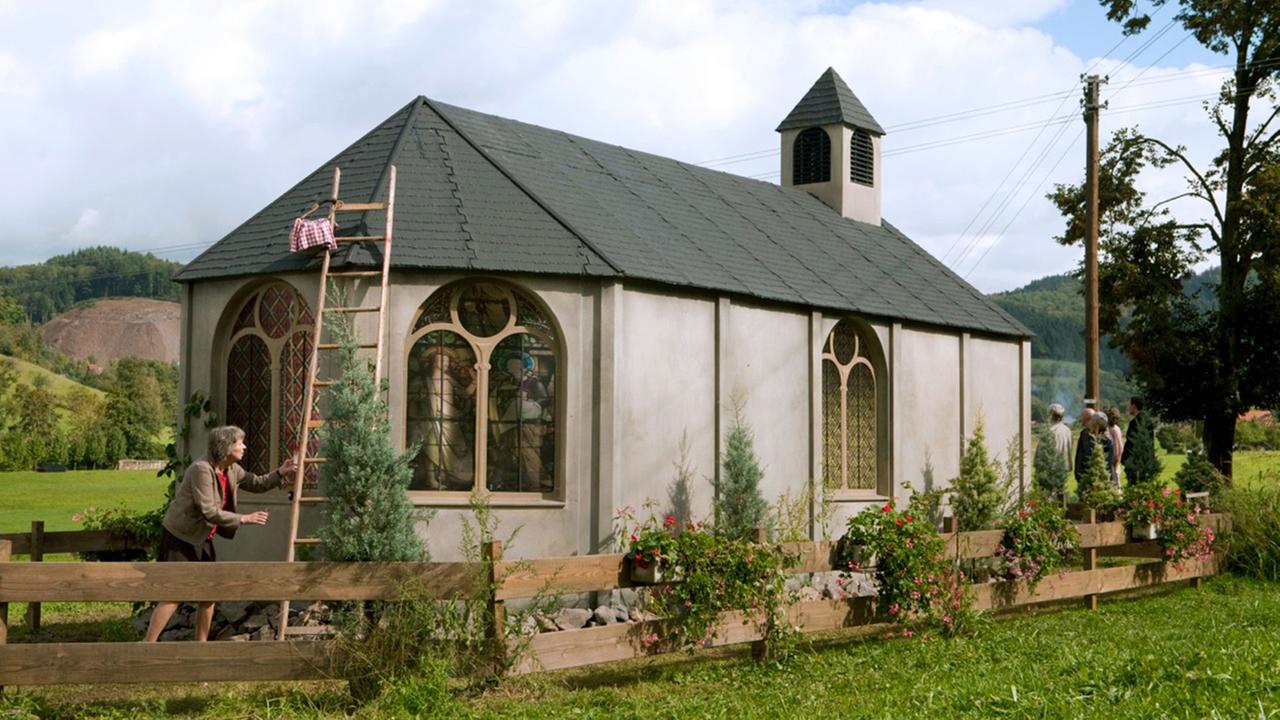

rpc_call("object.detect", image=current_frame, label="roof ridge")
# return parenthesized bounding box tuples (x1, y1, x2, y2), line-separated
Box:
(422, 97, 624, 276)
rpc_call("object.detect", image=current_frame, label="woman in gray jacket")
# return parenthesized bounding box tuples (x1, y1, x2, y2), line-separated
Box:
(144, 425, 295, 642)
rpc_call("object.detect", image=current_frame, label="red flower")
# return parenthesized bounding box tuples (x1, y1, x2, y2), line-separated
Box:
(895, 519, 903, 526)
(905, 515, 913, 523)
(882, 504, 893, 512)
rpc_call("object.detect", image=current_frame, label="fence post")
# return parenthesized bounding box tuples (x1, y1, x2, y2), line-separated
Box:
(1082, 509, 1098, 611)
(26, 520, 43, 632)
(484, 541, 506, 667)
(1, 539, 10, 695)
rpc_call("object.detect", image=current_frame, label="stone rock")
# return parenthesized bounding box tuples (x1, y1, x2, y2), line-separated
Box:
(215, 624, 241, 641)
(534, 613, 558, 632)
(796, 586, 822, 602)
(251, 627, 274, 641)
(217, 601, 253, 626)
(299, 602, 331, 626)
(855, 578, 879, 597)
(229, 633, 252, 642)
(130, 614, 151, 635)
(592, 606, 617, 625)
(611, 606, 630, 623)
(243, 613, 270, 632)
(160, 627, 194, 641)
(551, 608, 592, 630)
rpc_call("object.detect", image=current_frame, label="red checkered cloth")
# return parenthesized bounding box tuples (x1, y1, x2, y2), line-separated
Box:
(290, 218, 337, 252)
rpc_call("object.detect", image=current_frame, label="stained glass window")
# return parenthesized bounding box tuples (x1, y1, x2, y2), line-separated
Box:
(406, 331, 478, 491)
(223, 282, 314, 482)
(226, 335, 272, 476)
(407, 281, 560, 495)
(822, 319, 880, 492)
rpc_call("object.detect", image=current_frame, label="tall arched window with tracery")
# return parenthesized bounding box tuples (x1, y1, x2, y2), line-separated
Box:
(406, 280, 559, 496)
(223, 281, 318, 486)
(821, 319, 882, 493)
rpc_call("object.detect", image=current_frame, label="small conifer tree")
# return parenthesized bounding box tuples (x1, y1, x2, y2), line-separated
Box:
(1079, 441, 1111, 500)
(1122, 418, 1162, 485)
(951, 416, 1005, 531)
(317, 316, 427, 562)
(716, 403, 768, 540)
(1032, 429, 1069, 500)
(1173, 445, 1226, 496)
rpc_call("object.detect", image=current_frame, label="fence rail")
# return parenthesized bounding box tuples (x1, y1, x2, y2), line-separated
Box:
(0, 514, 1230, 687)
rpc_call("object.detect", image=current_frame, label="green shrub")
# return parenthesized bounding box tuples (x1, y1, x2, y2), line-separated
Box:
(995, 499, 1079, 588)
(1032, 428, 1068, 500)
(317, 315, 427, 563)
(1216, 483, 1280, 581)
(1156, 422, 1198, 454)
(716, 403, 768, 541)
(950, 417, 1006, 531)
(1173, 446, 1227, 498)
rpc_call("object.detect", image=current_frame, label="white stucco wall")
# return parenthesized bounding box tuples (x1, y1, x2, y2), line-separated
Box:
(613, 286, 717, 523)
(723, 301, 810, 509)
(180, 271, 1028, 560)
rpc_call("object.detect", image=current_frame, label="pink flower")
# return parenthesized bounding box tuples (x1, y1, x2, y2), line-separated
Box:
(1161, 487, 1173, 497)
(664, 516, 676, 527)
(902, 629, 914, 638)
(72, 513, 83, 522)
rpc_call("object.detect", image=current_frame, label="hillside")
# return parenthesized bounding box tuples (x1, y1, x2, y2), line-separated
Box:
(992, 267, 1222, 416)
(0, 246, 181, 323)
(42, 298, 180, 365)
(2, 354, 105, 400)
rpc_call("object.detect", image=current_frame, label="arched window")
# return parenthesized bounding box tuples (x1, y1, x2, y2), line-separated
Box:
(851, 129, 874, 187)
(793, 127, 831, 185)
(223, 281, 317, 485)
(821, 319, 881, 492)
(406, 280, 559, 495)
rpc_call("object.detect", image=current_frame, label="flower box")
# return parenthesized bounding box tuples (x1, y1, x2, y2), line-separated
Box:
(630, 559, 667, 585)
(1130, 522, 1160, 541)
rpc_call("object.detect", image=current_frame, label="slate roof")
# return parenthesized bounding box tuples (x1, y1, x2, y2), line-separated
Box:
(775, 67, 886, 135)
(176, 95, 1029, 338)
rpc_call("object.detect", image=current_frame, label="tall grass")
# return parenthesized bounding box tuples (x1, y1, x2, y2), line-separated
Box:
(1217, 477, 1280, 581)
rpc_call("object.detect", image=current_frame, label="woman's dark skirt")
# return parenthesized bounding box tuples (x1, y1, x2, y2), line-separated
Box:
(157, 527, 216, 562)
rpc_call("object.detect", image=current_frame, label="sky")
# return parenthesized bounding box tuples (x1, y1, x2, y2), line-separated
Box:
(0, 0, 1252, 293)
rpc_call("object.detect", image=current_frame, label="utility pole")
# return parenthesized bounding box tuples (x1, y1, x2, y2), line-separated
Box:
(1083, 75, 1103, 410)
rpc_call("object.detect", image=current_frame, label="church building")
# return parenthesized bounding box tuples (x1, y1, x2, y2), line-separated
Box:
(174, 68, 1032, 560)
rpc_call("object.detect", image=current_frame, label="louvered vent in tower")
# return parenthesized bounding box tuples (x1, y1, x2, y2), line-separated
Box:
(851, 129, 874, 187)
(792, 127, 831, 185)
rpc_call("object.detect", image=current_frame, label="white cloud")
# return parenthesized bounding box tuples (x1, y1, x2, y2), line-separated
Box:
(0, 52, 37, 97)
(0, 0, 1242, 294)
(64, 208, 101, 241)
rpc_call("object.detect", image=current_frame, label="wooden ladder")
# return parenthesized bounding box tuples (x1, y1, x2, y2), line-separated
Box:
(276, 165, 397, 639)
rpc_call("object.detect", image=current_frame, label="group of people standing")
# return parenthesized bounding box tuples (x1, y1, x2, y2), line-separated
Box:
(1046, 396, 1155, 490)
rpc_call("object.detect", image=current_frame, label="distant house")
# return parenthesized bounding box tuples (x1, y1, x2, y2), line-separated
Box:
(175, 68, 1031, 561)
(1240, 409, 1273, 424)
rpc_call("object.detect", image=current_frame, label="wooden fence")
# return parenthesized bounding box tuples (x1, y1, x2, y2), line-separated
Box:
(0, 513, 1229, 687)
(0, 521, 150, 632)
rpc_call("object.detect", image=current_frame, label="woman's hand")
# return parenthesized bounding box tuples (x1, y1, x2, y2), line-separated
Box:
(240, 511, 270, 525)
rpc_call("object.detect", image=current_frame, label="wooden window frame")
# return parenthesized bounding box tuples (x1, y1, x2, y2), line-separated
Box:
(405, 280, 564, 505)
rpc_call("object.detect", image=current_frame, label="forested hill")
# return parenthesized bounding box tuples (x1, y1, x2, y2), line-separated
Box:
(0, 247, 182, 323)
(990, 268, 1220, 368)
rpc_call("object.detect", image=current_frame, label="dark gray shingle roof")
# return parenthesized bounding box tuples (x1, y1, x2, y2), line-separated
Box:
(176, 95, 1027, 337)
(775, 67, 886, 135)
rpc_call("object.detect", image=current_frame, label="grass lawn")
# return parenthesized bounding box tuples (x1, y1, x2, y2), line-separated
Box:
(0, 469, 171, 533)
(1158, 450, 1280, 488)
(1, 575, 1276, 718)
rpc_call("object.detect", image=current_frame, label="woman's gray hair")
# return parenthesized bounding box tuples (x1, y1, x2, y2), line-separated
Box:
(207, 425, 246, 463)
(1089, 413, 1110, 434)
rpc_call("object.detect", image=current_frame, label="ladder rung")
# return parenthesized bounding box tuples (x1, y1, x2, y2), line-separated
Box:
(313, 380, 333, 388)
(302, 456, 328, 463)
(329, 271, 383, 278)
(335, 235, 385, 243)
(306, 419, 325, 429)
(334, 202, 386, 212)
(324, 306, 380, 314)
(298, 496, 328, 503)
(317, 342, 377, 350)
(294, 537, 322, 545)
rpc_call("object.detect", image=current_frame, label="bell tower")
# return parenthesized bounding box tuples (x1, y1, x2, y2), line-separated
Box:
(777, 68, 884, 226)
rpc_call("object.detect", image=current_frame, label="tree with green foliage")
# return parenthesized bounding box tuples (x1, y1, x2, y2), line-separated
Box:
(0, 380, 65, 469)
(1050, 1, 1280, 481)
(1079, 442, 1113, 503)
(1122, 412, 1162, 485)
(318, 318, 426, 562)
(1033, 428, 1069, 500)
(1173, 446, 1228, 497)
(716, 404, 768, 540)
(0, 246, 181, 323)
(951, 417, 1005, 531)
